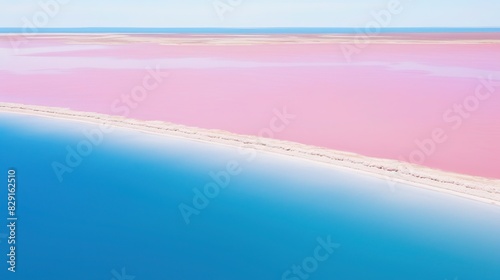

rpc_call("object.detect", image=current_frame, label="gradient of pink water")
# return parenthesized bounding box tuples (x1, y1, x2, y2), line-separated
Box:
(1, 34, 499, 178)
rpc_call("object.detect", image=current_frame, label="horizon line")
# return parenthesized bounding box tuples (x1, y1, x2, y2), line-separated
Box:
(1, 27, 500, 34)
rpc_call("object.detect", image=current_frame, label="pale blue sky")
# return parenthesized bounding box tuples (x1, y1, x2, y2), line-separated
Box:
(1, 0, 499, 28)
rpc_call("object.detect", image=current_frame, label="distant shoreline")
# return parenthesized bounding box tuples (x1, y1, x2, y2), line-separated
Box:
(1, 27, 500, 34)
(1, 102, 500, 206)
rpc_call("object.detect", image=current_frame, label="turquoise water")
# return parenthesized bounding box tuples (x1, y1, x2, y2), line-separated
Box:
(1, 113, 500, 280)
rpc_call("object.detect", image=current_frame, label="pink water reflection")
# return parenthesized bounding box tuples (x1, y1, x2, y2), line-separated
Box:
(1, 34, 499, 179)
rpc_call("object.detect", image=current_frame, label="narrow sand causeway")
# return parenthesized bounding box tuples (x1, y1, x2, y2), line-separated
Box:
(1, 102, 499, 206)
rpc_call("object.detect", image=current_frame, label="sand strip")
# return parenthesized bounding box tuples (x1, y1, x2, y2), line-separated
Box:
(1, 102, 499, 206)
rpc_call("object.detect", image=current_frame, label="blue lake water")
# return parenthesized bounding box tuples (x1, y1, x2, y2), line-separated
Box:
(1, 112, 500, 280)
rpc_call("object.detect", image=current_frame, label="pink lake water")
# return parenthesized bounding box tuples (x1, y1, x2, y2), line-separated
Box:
(1, 34, 499, 179)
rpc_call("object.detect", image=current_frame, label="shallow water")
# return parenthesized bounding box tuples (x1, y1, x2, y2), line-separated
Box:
(1, 34, 500, 178)
(0, 113, 499, 279)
